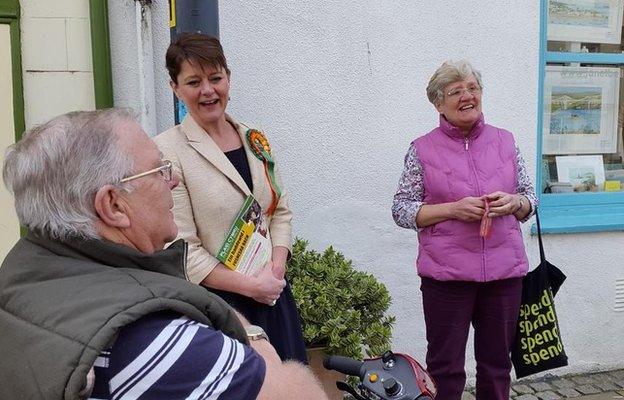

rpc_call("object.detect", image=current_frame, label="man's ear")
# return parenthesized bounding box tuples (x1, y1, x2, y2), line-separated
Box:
(94, 185, 131, 229)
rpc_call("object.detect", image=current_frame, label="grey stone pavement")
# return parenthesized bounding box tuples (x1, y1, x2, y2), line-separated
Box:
(461, 369, 624, 399)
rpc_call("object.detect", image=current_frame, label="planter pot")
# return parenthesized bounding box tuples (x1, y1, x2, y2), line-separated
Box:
(306, 347, 346, 400)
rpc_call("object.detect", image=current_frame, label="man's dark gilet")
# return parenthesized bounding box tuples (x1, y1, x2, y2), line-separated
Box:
(0, 233, 247, 400)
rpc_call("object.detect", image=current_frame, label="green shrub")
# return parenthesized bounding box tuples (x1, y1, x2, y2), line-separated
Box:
(287, 238, 395, 360)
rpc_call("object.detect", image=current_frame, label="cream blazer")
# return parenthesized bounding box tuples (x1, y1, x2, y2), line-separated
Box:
(153, 114, 293, 284)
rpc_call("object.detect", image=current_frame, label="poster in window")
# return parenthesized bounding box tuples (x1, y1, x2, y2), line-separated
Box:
(555, 155, 606, 191)
(548, 0, 624, 44)
(543, 66, 620, 155)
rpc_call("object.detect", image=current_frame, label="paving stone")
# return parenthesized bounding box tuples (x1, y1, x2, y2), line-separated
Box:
(609, 370, 624, 380)
(535, 390, 561, 400)
(510, 388, 517, 397)
(513, 384, 536, 394)
(590, 372, 616, 384)
(531, 382, 553, 392)
(575, 384, 601, 395)
(595, 381, 619, 391)
(461, 391, 475, 400)
(615, 380, 624, 389)
(557, 388, 581, 398)
(515, 395, 539, 400)
(571, 375, 595, 385)
(551, 379, 576, 389)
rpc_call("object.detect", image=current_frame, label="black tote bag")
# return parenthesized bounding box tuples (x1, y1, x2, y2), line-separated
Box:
(511, 211, 568, 378)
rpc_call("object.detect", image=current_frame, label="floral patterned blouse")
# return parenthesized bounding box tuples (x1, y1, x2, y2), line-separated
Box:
(392, 142, 538, 230)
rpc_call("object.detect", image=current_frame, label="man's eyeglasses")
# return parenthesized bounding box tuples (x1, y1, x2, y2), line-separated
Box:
(446, 86, 481, 99)
(120, 160, 173, 183)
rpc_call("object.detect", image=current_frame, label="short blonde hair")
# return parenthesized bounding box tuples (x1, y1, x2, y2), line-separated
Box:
(426, 60, 483, 105)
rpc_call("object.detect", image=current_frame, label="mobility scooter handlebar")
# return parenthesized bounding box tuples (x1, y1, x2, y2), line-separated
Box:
(323, 351, 437, 400)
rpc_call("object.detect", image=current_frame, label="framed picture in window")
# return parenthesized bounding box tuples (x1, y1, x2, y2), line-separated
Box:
(548, 0, 624, 44)
(555, 155, 606, 191)
(542, 66, 620, 155)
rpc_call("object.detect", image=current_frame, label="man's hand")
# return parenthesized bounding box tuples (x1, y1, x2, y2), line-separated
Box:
(233, 314, 329, 400)
(451, 196, 485, 222)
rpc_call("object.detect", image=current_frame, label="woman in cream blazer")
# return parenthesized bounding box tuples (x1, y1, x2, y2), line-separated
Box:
(154, 33, 306, 362)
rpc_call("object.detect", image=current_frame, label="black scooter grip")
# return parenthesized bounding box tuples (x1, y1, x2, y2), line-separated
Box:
(323, 356, 364, 377)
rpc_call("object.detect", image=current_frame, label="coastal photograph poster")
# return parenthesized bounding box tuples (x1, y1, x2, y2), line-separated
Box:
(555, 155, 606, 191)
(542, 66, 620, 154)
(548, 0, 624, 44)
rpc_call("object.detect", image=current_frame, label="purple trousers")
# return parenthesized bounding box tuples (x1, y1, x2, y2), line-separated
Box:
(420, 277, 522, 400)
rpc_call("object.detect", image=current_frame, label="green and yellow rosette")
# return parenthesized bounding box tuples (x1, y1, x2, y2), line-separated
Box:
(246, 129, 282, 216)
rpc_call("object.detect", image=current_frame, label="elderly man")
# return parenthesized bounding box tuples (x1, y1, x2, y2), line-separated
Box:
(0, 109, 327, 400)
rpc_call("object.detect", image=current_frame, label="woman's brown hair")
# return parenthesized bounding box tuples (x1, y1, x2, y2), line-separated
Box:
(166, 33, 230, 83)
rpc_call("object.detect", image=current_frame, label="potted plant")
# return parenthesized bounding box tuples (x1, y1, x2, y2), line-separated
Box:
(287, 238, 395, 398)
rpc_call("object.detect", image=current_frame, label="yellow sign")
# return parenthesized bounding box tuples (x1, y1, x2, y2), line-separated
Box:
(604, 180, 621, 192)
(169, 0, 176, 28)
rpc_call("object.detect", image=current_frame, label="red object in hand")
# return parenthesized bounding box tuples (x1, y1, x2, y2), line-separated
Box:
(480, 199, 492, 238)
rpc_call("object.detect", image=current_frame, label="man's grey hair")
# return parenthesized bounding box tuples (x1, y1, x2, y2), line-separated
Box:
(426, 59, 483, 106)
(2, 108, 138, 240)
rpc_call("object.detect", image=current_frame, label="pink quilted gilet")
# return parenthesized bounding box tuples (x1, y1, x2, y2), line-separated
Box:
(413, 114, 529, 282)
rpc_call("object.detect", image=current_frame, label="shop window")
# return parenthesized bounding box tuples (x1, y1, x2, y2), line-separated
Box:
(537, 0, 624, 232)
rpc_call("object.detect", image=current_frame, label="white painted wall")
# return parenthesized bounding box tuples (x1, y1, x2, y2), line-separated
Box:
(111, 0, 624, 378)
(217, 0, 624, 377)
(108, 0, 174, 136)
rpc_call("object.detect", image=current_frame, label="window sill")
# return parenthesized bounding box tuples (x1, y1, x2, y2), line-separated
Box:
(531, 204, 624, 234)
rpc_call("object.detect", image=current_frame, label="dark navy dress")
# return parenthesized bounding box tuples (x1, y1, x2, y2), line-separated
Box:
(213, 147, 307, 363)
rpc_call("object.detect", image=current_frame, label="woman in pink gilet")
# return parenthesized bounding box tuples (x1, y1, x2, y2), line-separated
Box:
(392, 60, 538, 400)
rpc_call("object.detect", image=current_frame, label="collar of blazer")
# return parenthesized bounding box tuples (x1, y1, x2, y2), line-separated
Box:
(181, 113, 253, 196)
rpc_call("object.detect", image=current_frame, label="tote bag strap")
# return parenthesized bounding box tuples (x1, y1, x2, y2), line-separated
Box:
(535, 209, 546, 264)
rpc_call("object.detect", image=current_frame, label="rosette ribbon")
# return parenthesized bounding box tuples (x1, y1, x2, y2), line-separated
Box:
(246, 129, 282, 216)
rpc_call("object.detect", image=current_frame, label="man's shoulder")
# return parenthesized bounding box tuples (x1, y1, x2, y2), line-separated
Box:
(1, 236, 176, 283)
(0, 237, 208, 331)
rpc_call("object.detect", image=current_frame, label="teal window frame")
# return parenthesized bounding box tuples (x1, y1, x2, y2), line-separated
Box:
(536, 0, 624, 234)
